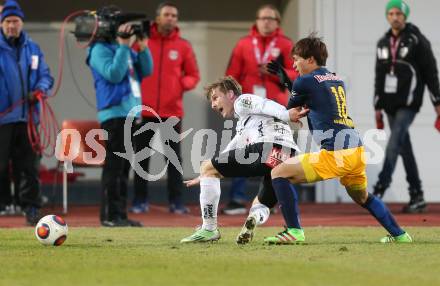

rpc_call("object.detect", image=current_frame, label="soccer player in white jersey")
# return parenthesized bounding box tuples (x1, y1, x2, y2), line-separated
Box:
(181, 76, 308, 243)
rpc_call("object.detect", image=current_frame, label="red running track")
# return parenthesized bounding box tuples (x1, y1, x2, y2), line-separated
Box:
(1, 203, 439, 228)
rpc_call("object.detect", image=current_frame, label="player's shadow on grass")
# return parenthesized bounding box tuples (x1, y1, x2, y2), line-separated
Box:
(60, 244, 107, 248)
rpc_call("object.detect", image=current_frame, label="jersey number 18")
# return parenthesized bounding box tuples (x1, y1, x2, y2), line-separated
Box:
(330, 85, 348, 119)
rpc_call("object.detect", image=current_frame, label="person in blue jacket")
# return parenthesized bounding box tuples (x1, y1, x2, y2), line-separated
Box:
(0, 0, 54, 225)
(87, 6, 153, 227)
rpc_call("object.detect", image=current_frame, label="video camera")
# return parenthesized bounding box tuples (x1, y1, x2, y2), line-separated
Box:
(73, 6, 150, 43)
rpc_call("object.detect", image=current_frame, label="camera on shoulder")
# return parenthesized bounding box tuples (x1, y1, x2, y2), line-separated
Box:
(73, 5, 150, 43)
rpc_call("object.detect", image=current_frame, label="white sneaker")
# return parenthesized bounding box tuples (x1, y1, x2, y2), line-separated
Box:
(236, 215, 257, 245)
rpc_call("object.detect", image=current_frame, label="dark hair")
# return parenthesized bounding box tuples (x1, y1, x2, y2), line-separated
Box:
(291, 33, 328, 66)
(205, 76, 242, 100)
(156, 2, 178, 17)
(256, 4, 281, 23)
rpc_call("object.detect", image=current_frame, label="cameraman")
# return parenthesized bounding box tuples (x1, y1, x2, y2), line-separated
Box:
(87, 8, 153, 227)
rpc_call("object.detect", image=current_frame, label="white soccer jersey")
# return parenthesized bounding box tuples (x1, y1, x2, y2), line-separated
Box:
(222, 94, 299, 153)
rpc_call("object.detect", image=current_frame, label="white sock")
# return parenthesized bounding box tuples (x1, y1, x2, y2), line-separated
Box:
(200, 177, 221, 231)
(249, 203, 270, 226)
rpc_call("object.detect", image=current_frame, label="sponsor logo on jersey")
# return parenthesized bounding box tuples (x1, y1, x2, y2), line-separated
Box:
(265, 147, 292, 168)
(274, 124, 288, 134)
(240, 97, 253, 109)
(314, 73, 342, 83)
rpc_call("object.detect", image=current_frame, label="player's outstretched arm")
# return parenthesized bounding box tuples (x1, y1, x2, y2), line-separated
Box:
(235, 95, 290, 122)
(184, 177, 200, 187)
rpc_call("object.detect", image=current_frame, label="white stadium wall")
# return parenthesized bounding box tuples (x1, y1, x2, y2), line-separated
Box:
(298, 0, 440, 202)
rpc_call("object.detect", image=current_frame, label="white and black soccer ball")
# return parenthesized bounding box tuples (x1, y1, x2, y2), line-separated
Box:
(35, 215, 68, 246)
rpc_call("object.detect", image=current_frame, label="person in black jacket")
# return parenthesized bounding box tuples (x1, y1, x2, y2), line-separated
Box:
(373, 0, 440, 213)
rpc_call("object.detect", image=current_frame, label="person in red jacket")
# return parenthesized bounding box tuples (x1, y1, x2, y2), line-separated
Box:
(131, 2, 200, 214)
(223, 4, 298, 215)
(226, 4, 298, 106)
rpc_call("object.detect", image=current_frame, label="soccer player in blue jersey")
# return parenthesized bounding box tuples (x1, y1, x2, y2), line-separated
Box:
(266, 34, 412, 244)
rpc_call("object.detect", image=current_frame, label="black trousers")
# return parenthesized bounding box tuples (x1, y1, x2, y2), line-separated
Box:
(133, 117, 183, 204)
(0, 160, 20, 207)
(0, 123, 40, 208)
(100, 118, 131, 222)
(211, 142, 297, 209)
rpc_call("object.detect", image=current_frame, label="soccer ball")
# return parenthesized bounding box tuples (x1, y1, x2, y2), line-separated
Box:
(35, 215, 68, 246)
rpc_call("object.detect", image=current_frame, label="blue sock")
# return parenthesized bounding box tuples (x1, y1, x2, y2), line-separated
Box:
(362, 193, 404, 237)
(271, 177, 301, 229)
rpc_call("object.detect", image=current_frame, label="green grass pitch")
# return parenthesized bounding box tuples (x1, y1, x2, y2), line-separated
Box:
(1, 227, 440, 286)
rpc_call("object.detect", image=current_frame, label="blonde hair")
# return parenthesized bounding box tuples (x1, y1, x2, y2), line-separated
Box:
(204, 76, 242, 100)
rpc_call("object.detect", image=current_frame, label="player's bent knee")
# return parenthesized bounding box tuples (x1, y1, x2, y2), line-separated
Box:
(200, 160, 220, 178)
(200, 160, 212, 175)
(347, 188, 368, 205)
(271, 164, 305, 184)
(271, 164, 289, 179)
(251, 196, 261, 206)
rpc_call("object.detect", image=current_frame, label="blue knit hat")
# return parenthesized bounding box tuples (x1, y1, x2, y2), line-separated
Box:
(1, 0, 25, 22)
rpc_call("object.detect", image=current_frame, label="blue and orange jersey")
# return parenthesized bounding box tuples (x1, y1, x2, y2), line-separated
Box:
(288, 67, 362, 151)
